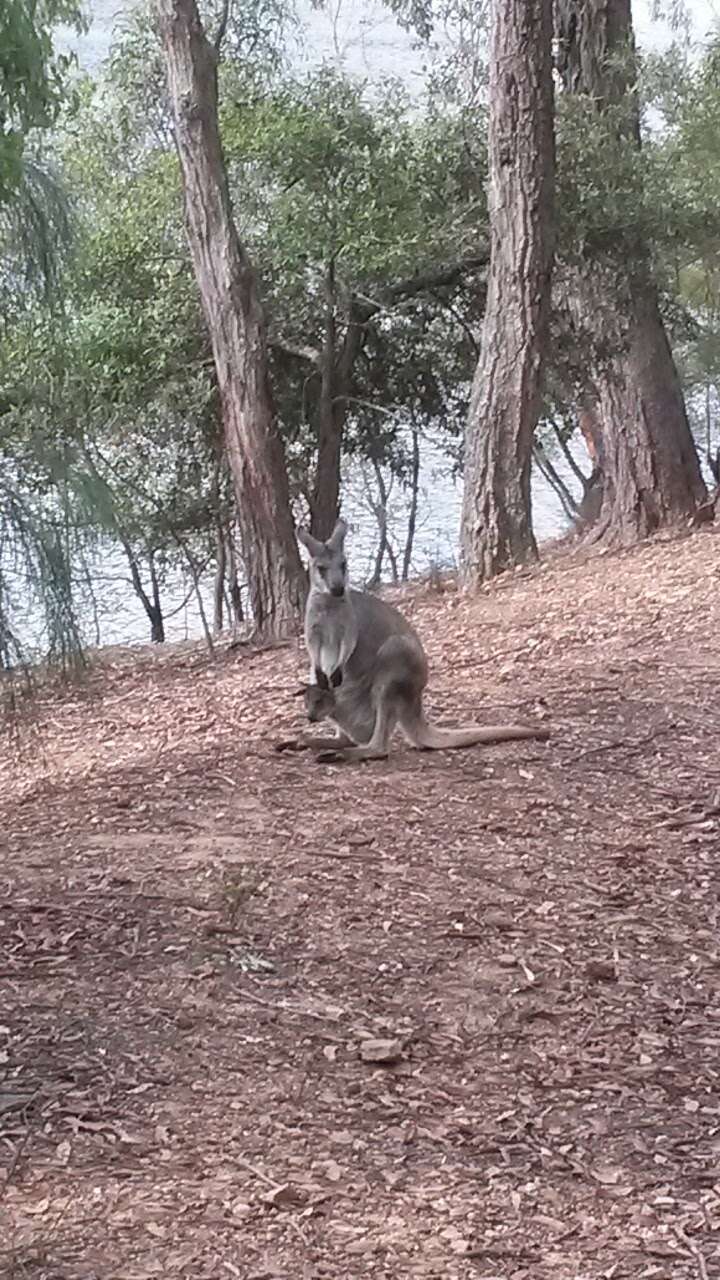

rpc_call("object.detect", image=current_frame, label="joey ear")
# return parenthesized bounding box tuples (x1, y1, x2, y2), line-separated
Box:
(326, 517, 347, 552)
(297, 527, 324, 558)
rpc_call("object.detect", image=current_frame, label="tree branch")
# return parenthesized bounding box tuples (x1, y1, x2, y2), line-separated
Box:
(270, 251, 489, 367)
(213, 0, 231, 53)
(268, 337, 321, 366)
(382, 249, 489, 308)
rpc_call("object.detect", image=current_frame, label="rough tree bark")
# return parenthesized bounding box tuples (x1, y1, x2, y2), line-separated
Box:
(154, 0, 305, 636)
(555, 0, 706, 540)
(460, 0, 555, 584)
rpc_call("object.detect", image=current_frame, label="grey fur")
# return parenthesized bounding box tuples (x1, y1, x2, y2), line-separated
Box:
(295, 519, 550, 763)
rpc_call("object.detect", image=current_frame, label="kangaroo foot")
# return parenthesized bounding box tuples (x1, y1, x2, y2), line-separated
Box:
(274, 738, 309, 753)
(314, 747, 388, 764)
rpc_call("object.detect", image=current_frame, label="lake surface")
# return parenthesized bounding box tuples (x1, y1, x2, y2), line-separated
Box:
(52, 436, 579, 650)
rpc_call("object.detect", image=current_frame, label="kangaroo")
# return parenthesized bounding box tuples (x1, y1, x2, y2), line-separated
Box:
(292, 519, 550, 763)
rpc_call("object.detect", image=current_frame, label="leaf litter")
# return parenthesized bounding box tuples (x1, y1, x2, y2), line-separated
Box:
(0, 531, 719, 1277)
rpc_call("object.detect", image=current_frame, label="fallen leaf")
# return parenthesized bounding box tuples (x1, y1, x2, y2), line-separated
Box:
(24, 1198, 49, 1216)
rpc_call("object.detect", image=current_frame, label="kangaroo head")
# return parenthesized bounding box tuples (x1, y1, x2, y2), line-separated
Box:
(297, 518, 348, 598)
(293, 682, 336, 723)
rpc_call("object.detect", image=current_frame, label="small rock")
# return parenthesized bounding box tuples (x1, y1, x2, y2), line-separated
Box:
(359, 1037, 403, 1064)
(263, 1183, 303, 1208)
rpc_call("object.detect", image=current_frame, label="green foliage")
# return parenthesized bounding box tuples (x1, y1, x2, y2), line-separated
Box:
(0, 0, 85, 203)
(5, 0, 720, 670)
(224, 67, 484, 275)
(0, 155, 73, 308)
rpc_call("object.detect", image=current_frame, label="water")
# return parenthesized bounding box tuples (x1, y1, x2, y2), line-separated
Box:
(33, 436, 577, 651)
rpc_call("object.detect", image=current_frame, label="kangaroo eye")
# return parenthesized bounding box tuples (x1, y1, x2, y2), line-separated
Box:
(318, 566, 327, 577)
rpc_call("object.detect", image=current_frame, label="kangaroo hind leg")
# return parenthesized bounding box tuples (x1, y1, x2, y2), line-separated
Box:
(315, 696, 397, 764)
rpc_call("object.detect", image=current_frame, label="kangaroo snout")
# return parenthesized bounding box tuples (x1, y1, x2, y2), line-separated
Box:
(330, 583, 345, 598)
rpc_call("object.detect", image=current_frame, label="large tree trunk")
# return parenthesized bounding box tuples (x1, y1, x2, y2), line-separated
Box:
(460, 0, 555, 584)
(154, 0, 305, 637)
(555, 0, 706, 541)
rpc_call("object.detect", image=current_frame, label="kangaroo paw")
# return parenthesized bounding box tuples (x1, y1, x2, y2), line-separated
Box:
(315, 747, 387, 764)
(314, 748, 347, 764)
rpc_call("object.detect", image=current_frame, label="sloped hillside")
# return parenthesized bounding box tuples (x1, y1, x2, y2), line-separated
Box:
(1, 530, 719, 1279)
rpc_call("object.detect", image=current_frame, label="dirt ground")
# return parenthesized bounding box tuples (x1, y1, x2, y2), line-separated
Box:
(1, 530, 720, 1280)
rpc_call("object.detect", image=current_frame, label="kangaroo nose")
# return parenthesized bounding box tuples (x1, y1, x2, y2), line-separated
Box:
(330, 584, 344, 597)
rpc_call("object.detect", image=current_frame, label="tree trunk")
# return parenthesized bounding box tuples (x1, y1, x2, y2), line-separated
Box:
(460, 0, 555, 584)
(555, 0, 706, 541)
(226, 531, 244, 627)
(213, 520, 226, 635)
(310, 279, 367, 541)
(119, 539, 166, 644)
(311, 260, 342, 542)
(533, 441, 580, 522)
(402, 420, 421, 581)
(148, 551, 165, 643)
(154, 0, 305, 637)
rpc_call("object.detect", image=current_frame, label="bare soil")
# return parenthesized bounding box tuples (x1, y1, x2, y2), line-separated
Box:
(1, 531, 720, 1280)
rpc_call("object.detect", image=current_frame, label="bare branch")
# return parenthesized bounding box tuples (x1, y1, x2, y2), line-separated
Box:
(269, 337, 322, 367)
(213, 0, 232, 53)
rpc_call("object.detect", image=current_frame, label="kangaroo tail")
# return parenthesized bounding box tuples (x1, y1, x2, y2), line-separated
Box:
(403, 710, 550, 751)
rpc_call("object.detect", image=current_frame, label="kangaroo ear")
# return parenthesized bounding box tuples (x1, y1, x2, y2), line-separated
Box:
(326, 518, 347, 552)
(297, 527, 324, 558)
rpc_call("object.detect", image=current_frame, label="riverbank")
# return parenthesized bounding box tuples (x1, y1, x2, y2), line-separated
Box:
(2, 530, 719, 1279)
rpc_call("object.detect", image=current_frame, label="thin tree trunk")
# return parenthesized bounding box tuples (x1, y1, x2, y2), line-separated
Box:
(367, 460, 398, 586)
(227, 532, 244, 627)
(310, 285, 367, 541)
(147, 551, 165, 643)
(402, 421, 421, 581)
(570, 405, 603, 525)
(81, 553, 102, 647)
(213, 521, 226, 635)
(119, 539, 166, 644)
(555, 0, 706, 542)
(533, 441, 580, 522)
(367, 462, 388, 587)
(460, 0, 555, 584)
(550, 417, 591, 495)
(386, 539, 399, 584)
(706, 382, 713, 471)
(180, 542, 214, 654)
(311, 259, 341, 542)
(155, 0, 305, 636)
